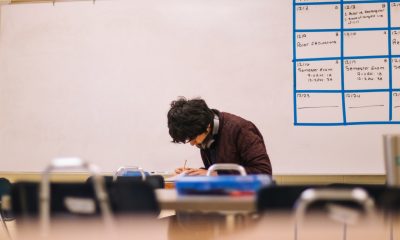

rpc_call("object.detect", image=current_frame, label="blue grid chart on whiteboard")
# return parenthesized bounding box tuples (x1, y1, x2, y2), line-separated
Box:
(293, 0, 400, 126)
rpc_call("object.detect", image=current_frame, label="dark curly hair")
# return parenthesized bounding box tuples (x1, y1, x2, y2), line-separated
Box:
(167, 97, 214, 143)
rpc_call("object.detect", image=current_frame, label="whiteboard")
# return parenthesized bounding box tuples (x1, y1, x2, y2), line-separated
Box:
(0, 0, 399, 174)
(293, 2, 400, 125)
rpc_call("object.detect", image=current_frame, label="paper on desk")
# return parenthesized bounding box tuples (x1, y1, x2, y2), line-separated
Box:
(164, 172, 186, 182)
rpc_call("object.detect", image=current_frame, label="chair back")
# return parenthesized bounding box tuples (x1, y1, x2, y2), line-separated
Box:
(328, 184, 400, 213)
(108, 180, 160, 215)
(257, 185, 317, 212)
(295, 188, 374, 221)
(12, 180, 160, 217)
(113, 166, 148, 181)
(0, 178, 12, 218)
(87, 175, 165, 189)
(0, 178, 12, 239)
(11, 182, 103, 217)
(0, 178, 11, 199)
(117, 175, 164, 189)
(112, 166, 164, 188)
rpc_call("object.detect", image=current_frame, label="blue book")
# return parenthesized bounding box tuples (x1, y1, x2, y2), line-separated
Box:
(122, 170, 150, 177)
(175, 175, 273, 196)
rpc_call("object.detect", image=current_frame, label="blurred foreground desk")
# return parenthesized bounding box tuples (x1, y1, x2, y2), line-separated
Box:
(13, 218, 169, 240)
(12, 213, 396, 240)
(155, 189, 257, 233)
(155, 189, 255, 212)
(219, 213, 397, 240)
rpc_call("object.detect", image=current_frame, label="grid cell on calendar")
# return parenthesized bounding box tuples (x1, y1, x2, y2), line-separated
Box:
(293, 0, 398, 125)
(296, 93, 343, 123)
(296, 60, 341, 90)
(344, 58, 389, 90)
(345, 92, 389, 122)
(344, 3, 388, 29)
(392, 30, 400, 55)
(296, 4, 340, 30)
(393, 58, 400, 89)
(344, 30, 388, 57)
(296, 31, 340, 59)
(391, 2, 400, 28)
(392, 92, 400, 121)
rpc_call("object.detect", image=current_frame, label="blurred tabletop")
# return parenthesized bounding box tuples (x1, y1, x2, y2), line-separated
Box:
(155, 189, 255, 212)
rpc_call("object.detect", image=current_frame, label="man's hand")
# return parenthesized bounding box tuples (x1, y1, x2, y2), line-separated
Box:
(174, 167, 194, 174)
(184, 168, 207, 176)
(185, 168, 217, 176)
(175, 168, 218, 176)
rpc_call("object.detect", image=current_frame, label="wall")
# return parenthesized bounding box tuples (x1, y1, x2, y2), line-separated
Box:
(0, 0, 398, 174)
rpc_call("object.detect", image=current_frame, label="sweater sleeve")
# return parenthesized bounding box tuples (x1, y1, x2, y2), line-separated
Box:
(236, 123, 272, 175)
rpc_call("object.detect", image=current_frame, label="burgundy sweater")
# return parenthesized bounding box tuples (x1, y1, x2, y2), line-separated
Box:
(200, 110, 272, 175)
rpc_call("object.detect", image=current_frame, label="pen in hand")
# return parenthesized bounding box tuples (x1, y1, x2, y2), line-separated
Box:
(183, 159, 187, 171)
(175, 160, 191, 174)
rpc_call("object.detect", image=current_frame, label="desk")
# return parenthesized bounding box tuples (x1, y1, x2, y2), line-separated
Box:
(155, 189, 255, 212)
(219, 213, 396, 240)
(12, 217, 170, 240)
(10, 213, 396, 240)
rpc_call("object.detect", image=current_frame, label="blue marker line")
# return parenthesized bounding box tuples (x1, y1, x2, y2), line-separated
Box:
(340, 0, 347, 124)
(295, 121, 400, 126)
(344, 89, 391, 93)
(346, 121, 400, 125)
(295, 0, 393, 5)
(296, 28, 389, 32)
(295, 122, 346, 126)
(343, 55, 389, 59)
(343, 28, 390, 32)
(297, 57, 342, 61)
(293, 0, 298, 125)
(297, 90, 342, 93)
(295, 2, 341, 6)
(294, 0, 392, 5)
(296, 89, 390, 93)
(296, 28, 390, 32)
(297, 55, 389, 61)
(296, 29, 341, 32)
(343, 1, 389, 4)
(388, 0, 393, 121)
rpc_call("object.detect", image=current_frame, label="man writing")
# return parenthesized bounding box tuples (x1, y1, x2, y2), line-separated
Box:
(167, 97, 272, 176)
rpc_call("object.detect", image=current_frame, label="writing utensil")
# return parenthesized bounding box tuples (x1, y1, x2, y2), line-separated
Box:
(183, 159, 187, 170)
